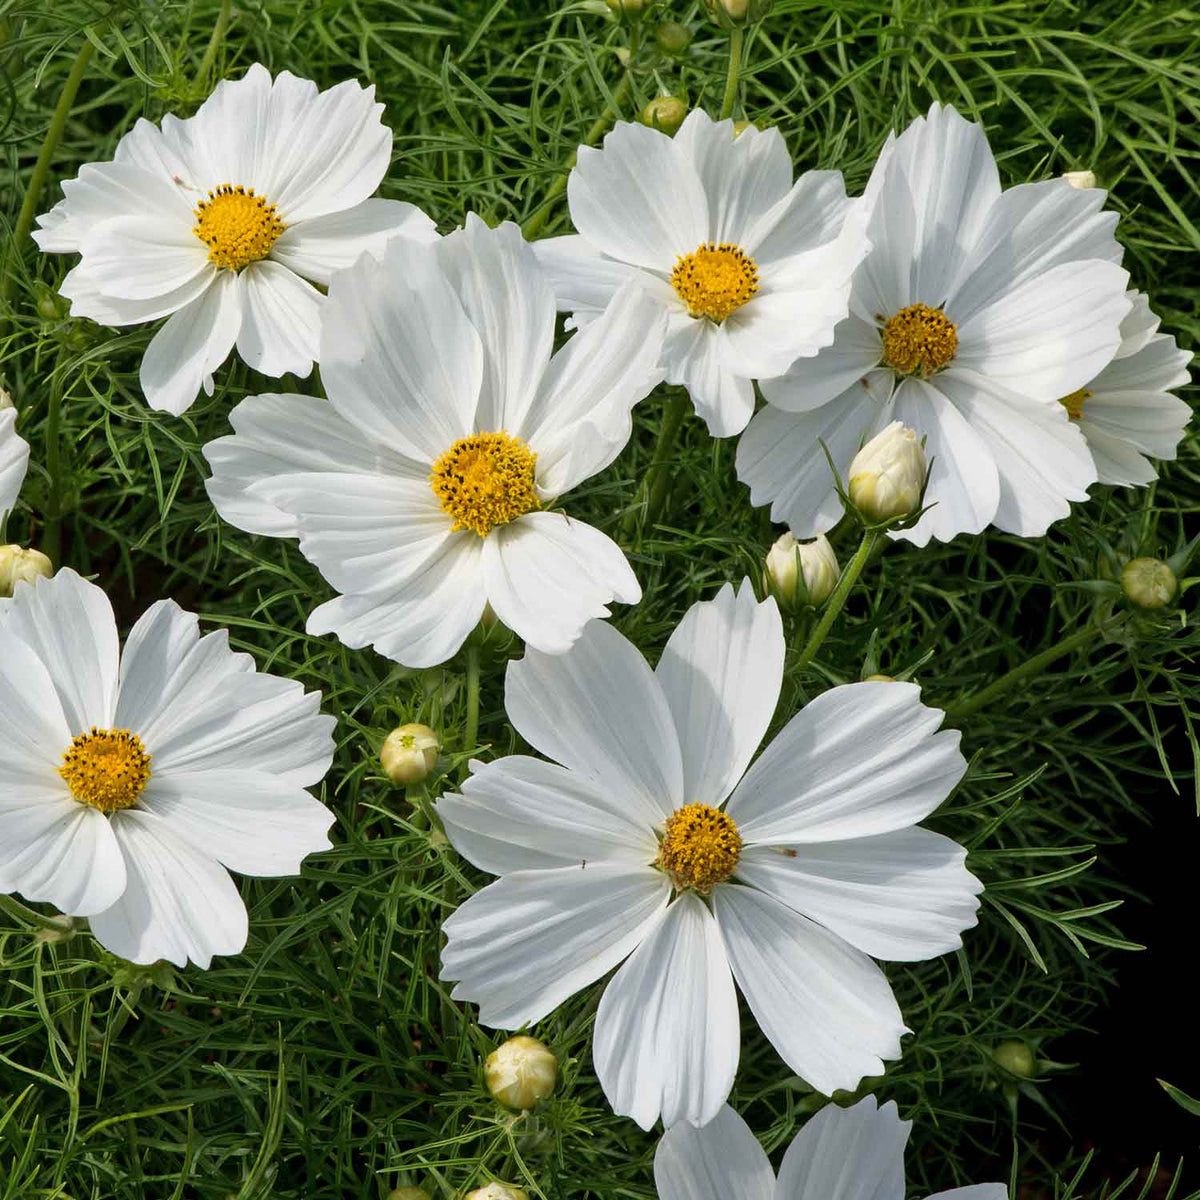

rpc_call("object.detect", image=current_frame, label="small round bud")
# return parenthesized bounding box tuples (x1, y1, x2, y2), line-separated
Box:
(605, 0, 646, 17)
(642, 96, 688, 136)
(655, 21, 692, 55)
(992, 1040, 1036, 1078)
(704, 0, 773, 28)
(1121, 557, 1177, 610)
(1062, 169, 1097, 190)
(0, 385, 13, 410)
(864, 673, 894, 683)
(390, 1189, 430, 1200)
(764, 531, 839, 609)
(848, 422, 927, 524)
(485, 1035, 558, 1110)
(0, 545, 53, 597)
(380, 723, 440, 785)
(466, 1186, 528, 1200)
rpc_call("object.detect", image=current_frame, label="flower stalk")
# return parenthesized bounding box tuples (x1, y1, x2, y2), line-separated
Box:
(792, 529, 879, 671)
(719, 25, 745, 121)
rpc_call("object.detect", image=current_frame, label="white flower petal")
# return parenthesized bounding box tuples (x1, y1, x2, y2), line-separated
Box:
(568, 121, 708, 269)
(432, 215, 556, 433)
(0, 408, 30, 519)
(955, 260, 1131, 400)
(138, 769, 333, 876)
(306, 534, 487, 668)
(115, 598, 335, 786)
(0, 631, 71, 777)
(204, 392, 421, 538)
(888, 377, 999, 546)
(320, 240, 482, 463)
(655, 581, 783, 807)
(774, 1095, 909, 1200)
(735, 382, 889, 537)
(738, 826, 983, 962)
(714, 883, 907, 1096)
(140, 271, 243, 415)
(2, 568, 119, 733)
(235, 260, 321, 378)
(270, 198, 438, 286)
(80, 215, 210, 301)
(112, 115, 196, 183)
(937, 368, 1094, 537)
(850, 160, 918, 326)
(439, 863, 671, 1027)
(926, 1187, 1008, 1200)
(1094, 327, 1192, 395)
(759, 314, 883, 413)
(532, 234, 643, 320)
(654, 1106, 775, 1200)
(483, 512, 641, 655)
(727, 681, 965, 844)
(0, 797, 126, 917)
(438, 755, 658, 874)
(1078, 426, 1157, 487)
(745, 169, 857, 265)
(667, 318, 755, 437)
(1112, 290, 1160, 360)
(90, 809, 249, 968)
(505, 617, 683, 826)
(595, 891, 739, 1130)
(523, 281, 668, 495)
(185, 62, 275, 192)
(60, 260, 218, 327)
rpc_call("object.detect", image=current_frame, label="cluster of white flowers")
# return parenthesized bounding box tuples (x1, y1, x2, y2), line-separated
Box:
(1, 57, 1191, 1193)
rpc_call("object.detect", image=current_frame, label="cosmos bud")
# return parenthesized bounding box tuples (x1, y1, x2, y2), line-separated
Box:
(655, 21, 691, 55)
(466, 1186, 528, 1200)
(380, 723, 440, 785)
(992, 1040, 1036, 1078)
(642, 96, 688, 136)
(1121, 557, 1177, 610)
(704, 0, 773, 28)
(1062, 169, 1097, 190)
(0, 545, 53, 597)
(0, 385, 13, 410)
(485, 1035, 558, 1110)
(389, 1190, 430, 1200)
(605, 0, 646, 18)
(763, 531, 839, 609)
(847, 422, 927, 525)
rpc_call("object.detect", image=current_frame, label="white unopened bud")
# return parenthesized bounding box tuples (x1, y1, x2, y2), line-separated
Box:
(1062, 169, 1097, 190)
(380, 723, 439, 785)
(764, 532, 838, 608)
(466, 1186, 528, 1200)
(485, 1035, 558, 1110)
(848, 422, 926, 524)
(0, 545, 53, 597)
(0, 385, 13, 410)
(1121, 557, 1176, 610)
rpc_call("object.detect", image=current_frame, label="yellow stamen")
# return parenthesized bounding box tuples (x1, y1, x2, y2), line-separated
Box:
(59, 727, 152, 813)
(880, 303, 958, 376)
(670, 242, 759, 322)
(1058, 388, 1093, 421)
(430, 432, 540, 538)
(656, 802, 742, 892)
(193, 184, 286, 271)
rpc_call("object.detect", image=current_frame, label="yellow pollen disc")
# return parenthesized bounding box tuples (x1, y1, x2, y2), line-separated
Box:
(193, 184, 286, 271)
(58, 727, 152, 814)
(670, 242, 759, 322)
(656, 803, 742, 892)
(1058, 388, 1093, 421)
(880, 303, 959, 376)
(430, 431, 540, 538)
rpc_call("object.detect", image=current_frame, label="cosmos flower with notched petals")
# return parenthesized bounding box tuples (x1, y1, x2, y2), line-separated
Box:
(737, 102, 1133, 546)
(438, 582, 981, 1130)
(0, 406, 30, 521)
(0, 570, 336, 968)
(534, 109, 870, 437)
(654, 1097, 1006, 1200)
(204, 216, 666, 668)
(34, 63, 436, 416)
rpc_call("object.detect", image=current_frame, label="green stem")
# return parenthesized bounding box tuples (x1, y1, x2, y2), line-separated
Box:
(41, 348, 66, 567)
(719, 25, 745, 121)
(793, 529, 879, 671)
(193, 0, 232, 88)
(0, 893, 79, 935)
(945, 623, 1105, 723)
(621, 391, 688, 538)
(2, 32, 97, 313)
(521, 74, 631, 240)
(460, 645, 481, 782)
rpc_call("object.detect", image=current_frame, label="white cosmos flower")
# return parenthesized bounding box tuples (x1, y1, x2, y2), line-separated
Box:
(0, 569, 336, 968)
(655, 1097, 1006, 1200)
(203, 216, 666, 668)
(33, 63, 437, 416)
(737, 102, 1133, 546)
(1059, 290, 1192, 485)
(0, 407, 30, 520)
(437, 581, 981, 1129)
(533, 109, 870, 437)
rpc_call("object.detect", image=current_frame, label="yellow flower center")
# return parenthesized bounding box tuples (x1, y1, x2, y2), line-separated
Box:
(656, 802, 742, 892)
(193, 184, 286, 271)
(880, 303, 958, 376)
(670, 242, 759, 322)
(430, 431, 540, 538)
(58, 727, 152, 813)
(1058, 388, 1093, 421)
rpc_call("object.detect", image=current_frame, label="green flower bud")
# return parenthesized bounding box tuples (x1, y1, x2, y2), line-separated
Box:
(605, 0, 646, 19)
(466, 1186, 527, 1200)
(992, 1040, 1036, 1078)
(764, 531, 839, 609)
(380, 723, 440, 785)
(704, 0, 773, 29)
(864, 673, 894, 683)
(642, 96, 688, 136)
(390, 1189, 430, 1200)
(0, 545, 53, 597)
(655, 21, 692, 55)
(1121, 557, 1177, 610)
(485, 1035, 558, 1110)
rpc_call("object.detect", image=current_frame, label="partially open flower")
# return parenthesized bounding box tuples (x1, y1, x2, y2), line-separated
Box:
(1121, 557, 1177, 610)
(642, 96, 688, 136)
(485, 1035, 558, 1110)
(0, 544, 53, 597)
(764, 531, 838, 608)
(466, 1185, 528, 1200)
(1062, 169, 1097, 189)
(381, 723, 440, 785)
(848, 422, 927, 525)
